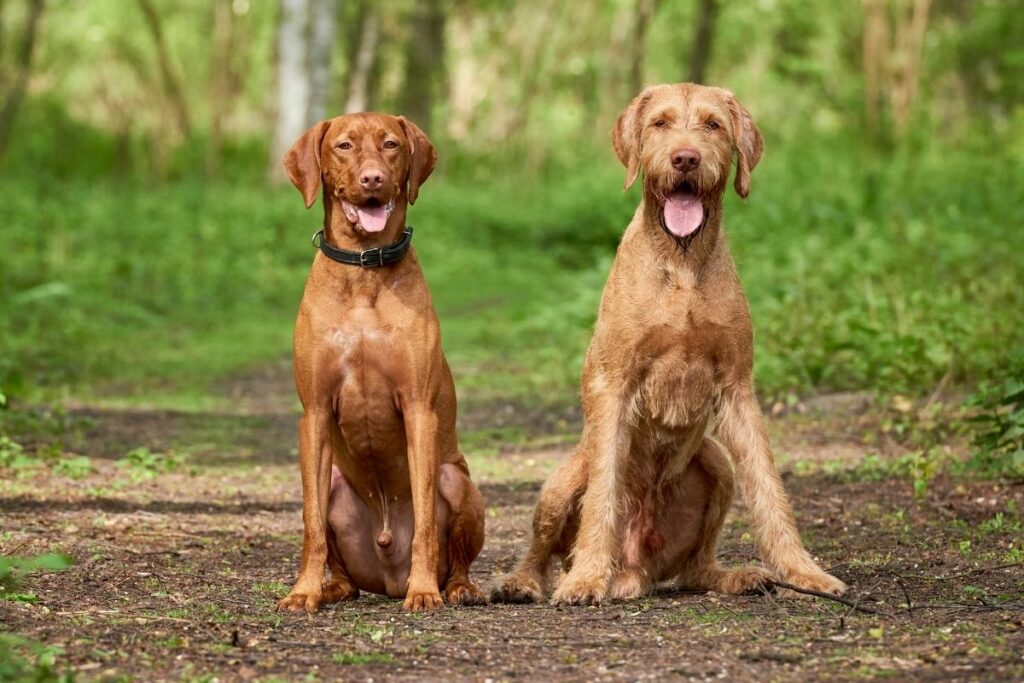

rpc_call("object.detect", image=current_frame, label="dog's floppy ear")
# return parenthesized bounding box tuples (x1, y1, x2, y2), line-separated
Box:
(727, 95, 763, 199)
(398, 116, 437, 205)
(283, 120, 330, 209)
(612, 87, 657, 190)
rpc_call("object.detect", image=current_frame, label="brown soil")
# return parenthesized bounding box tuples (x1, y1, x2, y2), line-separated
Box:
(2, 368, 1022, 682)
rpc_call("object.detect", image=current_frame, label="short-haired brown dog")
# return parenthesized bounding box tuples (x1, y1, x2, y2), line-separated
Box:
(277, 113, 486, 613)
(493, 84, 847, 605)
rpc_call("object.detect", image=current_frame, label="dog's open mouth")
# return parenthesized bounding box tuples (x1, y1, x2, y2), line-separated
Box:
(659, 181, 706, 239)
(341, 197, 395, 233)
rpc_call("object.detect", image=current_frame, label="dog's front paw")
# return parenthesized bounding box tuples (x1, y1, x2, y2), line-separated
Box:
(276, 590, 322, 613)
(490, 574, 544, 604)
(780, 570, 847, 597)
(551, 574, 607, 606)
(404, 588, 445, 612)
(446, 581, 488, 607)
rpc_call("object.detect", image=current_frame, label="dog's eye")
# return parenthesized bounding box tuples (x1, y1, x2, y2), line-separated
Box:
(383, 140, 399, 150)
(654, 120, 668, 129)
(337, 141, 353, 150)
(706, 120, 720, 131)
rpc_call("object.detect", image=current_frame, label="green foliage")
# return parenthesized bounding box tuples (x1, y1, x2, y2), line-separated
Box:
(964, 357, 1024, 481)
(0, 553, 73, 603)
(51, 456, 94, 480)
(0, 436, 28, 470)
(116, 447, 186, 480)
(0, 634, 72, 683)
(1, 129, 1022, 411)
(848, 450, 950, 500)
(331, 652, 394, 665)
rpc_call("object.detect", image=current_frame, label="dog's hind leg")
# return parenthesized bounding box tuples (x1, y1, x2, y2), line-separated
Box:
(671, 438, 774, 595)
(320, 467, 360, 604)
(490, 452, 588, 604)
(322, 529, 360, 604)
(439, 462, 487, 606)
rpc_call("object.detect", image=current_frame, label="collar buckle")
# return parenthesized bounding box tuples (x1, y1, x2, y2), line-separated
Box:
(359, 247, 385, 267)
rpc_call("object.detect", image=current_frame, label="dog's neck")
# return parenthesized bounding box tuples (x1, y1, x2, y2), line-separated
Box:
(640, 194, 725, 276)
(322, 194, 410, 253)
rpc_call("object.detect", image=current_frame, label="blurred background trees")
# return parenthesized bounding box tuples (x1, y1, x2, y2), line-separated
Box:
(0, 0, 1021, 418)
(1, 0, 1020, 178)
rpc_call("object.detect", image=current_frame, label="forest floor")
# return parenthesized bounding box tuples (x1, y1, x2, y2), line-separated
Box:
(2, 362, 1022, 683)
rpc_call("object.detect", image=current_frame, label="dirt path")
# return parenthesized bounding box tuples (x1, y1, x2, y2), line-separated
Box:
(2, 369, 1022, 682)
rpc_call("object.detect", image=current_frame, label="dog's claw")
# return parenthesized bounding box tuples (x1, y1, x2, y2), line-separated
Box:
(446, 582, 488, 607)
(550, 570, 609, 606)
(404, 590, 445, 612)
(276, 592, 321, 613)
(779, 570, 848, 598)
(550, 579, 605, 607)
(490, 575, 543, 604)
(551, 592, 601, 607)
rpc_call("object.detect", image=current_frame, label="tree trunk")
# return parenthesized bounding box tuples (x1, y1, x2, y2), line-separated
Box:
(270, 0, 311, 182)
(861, 0, 931, 141)
(400, 0, 446, 132)
(628, 0, 657, 95)
(306, 0, 336, 123)
(207, 0, 237, 177)
(0, 0, 45, 158)
(136, 0, 192, 138)
(687, 0, 718, 84)
(890, 0, 931, 134)
(862, 0, 888, 139)
(343, 0, 379, 113)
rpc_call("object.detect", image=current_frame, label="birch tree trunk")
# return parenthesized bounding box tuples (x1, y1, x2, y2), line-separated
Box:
(306, 0, 336, 123)
(343, 0, 379, 113)
(270, 0, 311, 182)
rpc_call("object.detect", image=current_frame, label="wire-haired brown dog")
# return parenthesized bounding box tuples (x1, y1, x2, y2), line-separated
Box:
(493, 84, 847, 605)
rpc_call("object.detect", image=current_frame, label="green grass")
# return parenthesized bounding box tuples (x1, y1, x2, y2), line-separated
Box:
(2, 133, 1022, 412)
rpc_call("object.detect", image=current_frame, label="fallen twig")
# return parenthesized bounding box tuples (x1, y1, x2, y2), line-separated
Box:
(768, 580, 890, 616)
(891, 574, 913, 611)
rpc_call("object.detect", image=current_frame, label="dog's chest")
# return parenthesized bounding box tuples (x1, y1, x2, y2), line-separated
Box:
(325, 306, 396, 372)
(323, 308, 408, 453)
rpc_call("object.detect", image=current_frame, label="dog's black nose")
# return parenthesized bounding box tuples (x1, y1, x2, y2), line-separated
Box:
(359, 168, 384, 190)
(671, 148, 701, 170)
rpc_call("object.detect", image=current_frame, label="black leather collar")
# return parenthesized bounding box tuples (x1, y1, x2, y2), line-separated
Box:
(311, 228, 413, 267)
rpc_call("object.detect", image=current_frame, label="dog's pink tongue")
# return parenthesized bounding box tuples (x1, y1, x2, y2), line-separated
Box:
(356, 205, 389, 233)
(663, 191, 704, 238)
